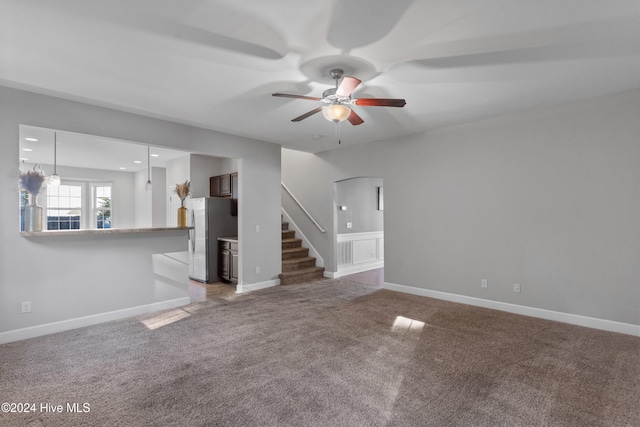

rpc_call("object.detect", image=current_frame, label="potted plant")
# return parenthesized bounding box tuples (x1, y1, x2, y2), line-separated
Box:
(174, 180, 191, 228)
(19, 165, 47, 232)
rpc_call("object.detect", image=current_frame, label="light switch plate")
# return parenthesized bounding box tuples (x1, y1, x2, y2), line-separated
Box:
(21, 301, 31, 313)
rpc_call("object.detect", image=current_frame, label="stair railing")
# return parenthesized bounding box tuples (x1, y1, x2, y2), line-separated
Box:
(281, 182, 326, 233)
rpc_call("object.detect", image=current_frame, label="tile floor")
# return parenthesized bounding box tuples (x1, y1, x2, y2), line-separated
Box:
(188, 280, 236, 302)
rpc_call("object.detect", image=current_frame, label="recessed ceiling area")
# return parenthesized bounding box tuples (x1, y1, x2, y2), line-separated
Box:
(3, 1, 640, 153)
(19, 125, 191, 173)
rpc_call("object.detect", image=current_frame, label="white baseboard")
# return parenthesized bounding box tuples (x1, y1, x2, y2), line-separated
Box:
(383, 282, 640, 337)
(237, 279, 280, 293)
(0, 297, 191, 345)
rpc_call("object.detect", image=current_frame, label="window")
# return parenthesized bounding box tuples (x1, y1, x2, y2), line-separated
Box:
(92, 185, 112, 229)
(19, 181, 114, 230)
(46, 184, 83, 230)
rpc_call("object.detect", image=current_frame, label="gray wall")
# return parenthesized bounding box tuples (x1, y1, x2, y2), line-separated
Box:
(166, 155, 191, 194)
(335, 177, 383, 234)
(0, 86, 281, 337)
(151, 167, 166, 227)
(134, 168, 152, 228)
(282, 89, 640, 326)
(189, 154, 222, 198)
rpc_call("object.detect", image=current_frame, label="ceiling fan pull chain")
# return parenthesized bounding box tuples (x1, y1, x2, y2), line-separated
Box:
(336, 121, 341, 144)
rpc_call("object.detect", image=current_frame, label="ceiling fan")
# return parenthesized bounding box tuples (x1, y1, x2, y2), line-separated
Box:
(272, 68, 406, 126)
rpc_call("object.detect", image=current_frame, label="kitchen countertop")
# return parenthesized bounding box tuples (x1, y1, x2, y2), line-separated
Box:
(20, 227, 190, 237)
(217, 236, 238, 242)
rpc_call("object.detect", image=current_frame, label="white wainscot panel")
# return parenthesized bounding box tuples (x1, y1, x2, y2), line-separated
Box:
(352, 239, 377, 264)
(337, 231, 384, 276)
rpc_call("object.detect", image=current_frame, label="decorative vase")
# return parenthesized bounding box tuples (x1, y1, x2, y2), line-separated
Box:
(24, 197, 43, 232)
(177, 205, 188, 228)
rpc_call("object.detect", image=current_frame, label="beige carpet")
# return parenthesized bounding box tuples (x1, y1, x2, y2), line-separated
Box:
(1, 278, 638, 426)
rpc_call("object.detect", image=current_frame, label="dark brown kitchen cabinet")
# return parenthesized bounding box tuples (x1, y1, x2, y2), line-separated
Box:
(218, 240, 238, 284)
(219, 174, 232, 196)
(210, 174, 231, 197)
(231, 250, 239, 283)
(230, 172, 238, 217)
(210, 176, 221, 197)
(210, 172, 238, 216)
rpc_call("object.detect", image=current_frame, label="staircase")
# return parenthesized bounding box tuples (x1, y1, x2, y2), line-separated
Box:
(279, 222, 325, 285)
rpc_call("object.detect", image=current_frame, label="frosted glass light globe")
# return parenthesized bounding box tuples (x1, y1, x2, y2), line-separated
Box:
(322, 104, 351, 122)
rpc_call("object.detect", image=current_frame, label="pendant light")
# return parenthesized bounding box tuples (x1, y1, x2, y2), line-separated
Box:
(49, 132, 61, 186)
(145, 145, 152, 191)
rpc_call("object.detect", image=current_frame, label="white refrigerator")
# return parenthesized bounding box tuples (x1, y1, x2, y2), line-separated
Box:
(188, 197, 238, 283)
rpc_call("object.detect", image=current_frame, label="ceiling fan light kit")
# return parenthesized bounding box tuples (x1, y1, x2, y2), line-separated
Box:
(272, 68, 406, 131)
(322, 104, 351, 122)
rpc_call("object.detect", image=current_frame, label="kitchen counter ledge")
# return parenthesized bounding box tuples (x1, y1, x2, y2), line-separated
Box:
(21, 227, 191, 237)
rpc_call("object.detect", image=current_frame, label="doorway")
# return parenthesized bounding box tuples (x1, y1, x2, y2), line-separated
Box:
(334, 177, 384, 277)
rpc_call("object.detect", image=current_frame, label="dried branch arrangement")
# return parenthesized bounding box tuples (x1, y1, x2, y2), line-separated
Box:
(174, 180, 191, 202)
(19, 165, 46, 196)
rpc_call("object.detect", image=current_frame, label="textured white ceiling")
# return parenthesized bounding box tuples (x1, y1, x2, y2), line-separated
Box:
(3, 0, 640, 153)
(19, 125, 191, 173)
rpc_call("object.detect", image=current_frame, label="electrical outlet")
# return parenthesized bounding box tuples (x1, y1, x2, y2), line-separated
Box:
(346, 222, 352, 229)
(255, 225, 260, 233)
(21, 301, 31, 313)
(514, 283, 521, 293)
(481, 279, 488, 288)
(255, 266, 260, 274)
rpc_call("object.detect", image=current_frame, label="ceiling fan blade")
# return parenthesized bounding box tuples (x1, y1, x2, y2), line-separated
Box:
(347, 109, 364, 126)
(354, 98, 406, 107)
(292, 107, 323, 122)
(336, 76, 362, 97)
(273, 93, 323, 101)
